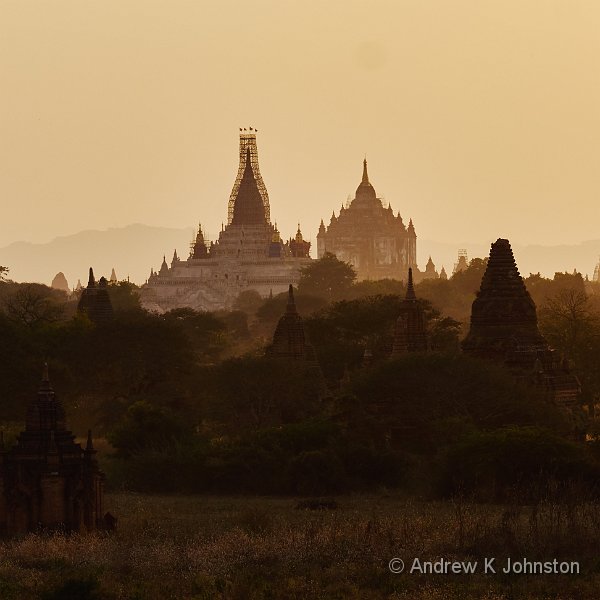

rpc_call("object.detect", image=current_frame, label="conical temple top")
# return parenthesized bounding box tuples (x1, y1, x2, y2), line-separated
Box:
(354, 159, 377, 202)
(231, 147, 267, 226)
(478, 238, 528, 295)
(87, 268, 95, 288)
(362, 158, 369, 183)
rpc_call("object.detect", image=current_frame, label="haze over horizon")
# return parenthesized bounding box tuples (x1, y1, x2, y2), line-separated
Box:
(2, 223, 599, 288)
(2, 1, 599, 253)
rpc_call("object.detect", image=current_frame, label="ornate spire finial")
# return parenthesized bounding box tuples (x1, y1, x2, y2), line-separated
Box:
(88, 267, 95, 288)
(86, 429, 94, 451)
(42, 362, 50, 383)
(362, 158, 369, 183)
(406, 268, 416, 300)
(286, 284, 297, 314)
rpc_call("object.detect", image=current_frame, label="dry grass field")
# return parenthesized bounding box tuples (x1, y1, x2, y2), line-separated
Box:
(1, 492, 599, 599)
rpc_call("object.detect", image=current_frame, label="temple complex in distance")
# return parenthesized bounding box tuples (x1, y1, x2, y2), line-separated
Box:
(462, 238, 581, 410)
(0, 366, 105, 535)
(141, 131, 312, 312)
(317, 160, 418, 282)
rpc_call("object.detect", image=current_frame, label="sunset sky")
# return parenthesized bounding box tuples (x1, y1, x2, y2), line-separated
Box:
(2, 0, 599, 250)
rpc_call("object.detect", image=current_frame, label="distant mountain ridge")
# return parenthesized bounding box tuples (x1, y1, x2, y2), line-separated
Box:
(0, 224, 598, 287)
(0, 224, 193, 287)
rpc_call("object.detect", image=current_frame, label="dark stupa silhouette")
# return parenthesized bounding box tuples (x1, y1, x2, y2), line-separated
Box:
(392, 267, 428, 354)
(462, 238, 546, 358)
(463, 238, 580, 410)
(77, 268, 114, 323)
(268, 285, 316, 360)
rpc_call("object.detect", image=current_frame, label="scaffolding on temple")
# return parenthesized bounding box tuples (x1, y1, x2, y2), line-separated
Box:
(228, 129, 271, 225)
(453, 249, 469, 275)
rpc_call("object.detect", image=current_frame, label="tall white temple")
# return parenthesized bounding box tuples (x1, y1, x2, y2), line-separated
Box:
(141, 131, 312, 312)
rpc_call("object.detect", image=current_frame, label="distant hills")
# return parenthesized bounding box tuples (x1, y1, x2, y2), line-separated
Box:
(0, 224, 598, 287)
(0, 224, 193, 288)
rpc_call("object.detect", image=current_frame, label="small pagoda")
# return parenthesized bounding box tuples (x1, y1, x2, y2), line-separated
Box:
(267, 285, 316, 361)
(77, 268, 114, 323)
(392, 268, 428, 354)
(0, 366, 106, 535)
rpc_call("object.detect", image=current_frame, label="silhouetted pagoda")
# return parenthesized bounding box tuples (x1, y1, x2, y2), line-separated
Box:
(0, 366, 105, 535)
(77, 268, 113, 323)
(463, 239, 580, 409)
(462, 239, 546, 358)
(392, 268, 428, 354)
(268, 285, 316, 360)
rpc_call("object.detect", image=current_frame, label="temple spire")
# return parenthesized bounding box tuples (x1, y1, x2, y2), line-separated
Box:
(405, 267, 416, 300)
(87, 268, 95, 288)
(286, 284, 297, 314)
(362, 159, 369, 183)
(393, 268, 427, 354)
(42, 361, 49, 384)
(228, 130, 270, 225)
(86, 429, 94, 452)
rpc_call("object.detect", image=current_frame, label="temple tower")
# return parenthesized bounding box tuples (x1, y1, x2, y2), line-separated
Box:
(142, 131, 312, 312)
(392, 268, 428, 354)
(0, 366, 106, 535)
(462, 239, 546, 359)
(462, 238, 581, 410)
(268, 285, 316, 360)
(228, 129, 270, 225)
(453, 249, 469, 275)
(190, 224, 209, 259)
(77, 268, 114, 323)
(317, 159, 417, 281)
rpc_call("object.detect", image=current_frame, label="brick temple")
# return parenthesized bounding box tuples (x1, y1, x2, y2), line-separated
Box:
(0, 366, 106, 535)
(462, 238, 581, 409)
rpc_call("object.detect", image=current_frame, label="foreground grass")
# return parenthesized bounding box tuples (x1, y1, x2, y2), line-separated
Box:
(0, 492, 599, 599)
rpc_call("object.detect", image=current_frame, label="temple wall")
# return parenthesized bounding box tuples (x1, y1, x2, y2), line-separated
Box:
(40, 475, 66, 528)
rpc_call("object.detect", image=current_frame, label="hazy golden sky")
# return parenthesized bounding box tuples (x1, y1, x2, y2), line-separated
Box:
(2, 0, 599, 248)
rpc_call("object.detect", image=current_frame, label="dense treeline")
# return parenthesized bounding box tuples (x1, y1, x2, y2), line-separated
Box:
(1, 256, 599, 499)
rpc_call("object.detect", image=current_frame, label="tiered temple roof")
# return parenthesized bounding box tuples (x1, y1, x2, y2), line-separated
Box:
(190, 224, 209, 259)
(462, 239, 546, 358)
(462, 238, 581, 410)
(317, 160, 417, 281)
